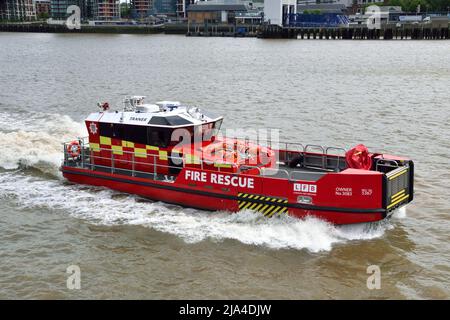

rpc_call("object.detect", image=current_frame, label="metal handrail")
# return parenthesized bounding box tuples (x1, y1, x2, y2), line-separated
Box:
(261, 167, 290, 178)
(234, 136, 345, 155)
(69, 143, 238, 169)
(325, 146, 346, 156)
(326, 146, 346, 171)
(64, 142, 259, 179)
(375, 159, 400, 171)
(69, 137, 346, 157)
(63, 137, 348, 181)
(64, 143, 338, 183)
(289, 170, 328, 182)
(304, 144, 326, 169)
(237, 163, 328, 182)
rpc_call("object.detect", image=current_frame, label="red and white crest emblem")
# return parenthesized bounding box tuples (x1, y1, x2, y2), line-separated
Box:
(89, 122, 98, 135)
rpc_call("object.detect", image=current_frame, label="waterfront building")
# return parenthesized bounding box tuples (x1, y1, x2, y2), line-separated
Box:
(35, 0, 51, 17)
(130, 0, 177, 19)
(131, 0, 152, 19)
(51, 0, 120, 21)
(0, 0, 36, 20)
(297, 0, 353, 7)
(187, 1, 249, 24)
(91, 0, 120, 20)
(234, 10, 262, 24)
(264, 0, 296, 26)
(297, 3, 347, 14)
(364, 5, 403, 23)
(152, 0, 176, 15)
(50, 0, 88, 20)
(176, 0, 194, 18)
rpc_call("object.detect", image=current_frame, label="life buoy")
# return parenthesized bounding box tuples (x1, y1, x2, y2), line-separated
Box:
(68, 141, 81, 158)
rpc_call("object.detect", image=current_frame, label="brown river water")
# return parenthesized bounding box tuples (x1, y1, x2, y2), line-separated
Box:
(0, 33, 449, 299)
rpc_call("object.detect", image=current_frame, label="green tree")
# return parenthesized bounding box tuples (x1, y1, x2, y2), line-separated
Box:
(120, 2, 131, 19)
(37, 12, 50, 20)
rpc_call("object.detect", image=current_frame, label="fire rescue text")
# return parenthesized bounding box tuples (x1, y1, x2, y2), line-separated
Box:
(185, 170, 255, 189)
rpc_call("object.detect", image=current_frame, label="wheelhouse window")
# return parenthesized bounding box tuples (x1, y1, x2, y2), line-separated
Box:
(208, 119, 223, 141)
(169, 126, 195, 147)
(98, 120, 221, 148)
(147, 127, 171, 148)
(99, 122, 170, 147)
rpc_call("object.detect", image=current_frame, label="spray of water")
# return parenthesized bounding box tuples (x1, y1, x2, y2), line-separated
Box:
(0, 112, 86, 175)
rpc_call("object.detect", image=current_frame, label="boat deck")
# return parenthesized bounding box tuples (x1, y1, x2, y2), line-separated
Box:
(64, 156, 331, 183)
(267, 164, 330, 181)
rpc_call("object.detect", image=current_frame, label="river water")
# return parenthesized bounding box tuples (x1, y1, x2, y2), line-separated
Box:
(0, 32, 449, 299)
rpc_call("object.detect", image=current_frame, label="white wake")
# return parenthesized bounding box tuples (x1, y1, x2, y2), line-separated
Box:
(0, 112, 86, 175)
(0, 171, 397, 253)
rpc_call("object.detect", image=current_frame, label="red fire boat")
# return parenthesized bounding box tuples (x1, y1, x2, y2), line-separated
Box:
(61, 96, 414, 225)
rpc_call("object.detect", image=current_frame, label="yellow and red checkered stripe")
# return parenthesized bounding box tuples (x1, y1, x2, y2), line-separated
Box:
(89, 136, 168, 161)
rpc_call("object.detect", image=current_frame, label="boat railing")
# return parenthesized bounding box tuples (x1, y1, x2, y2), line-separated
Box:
(65, 146, 184, 182)
(237, 136, 305, 153)
(235, 136, 347, 172)
(63, 137, 342, 182)
(236, 136, 345, 154)
(374, 158, 401, 173)
(249, 165, 328, 181)
(64, 138, 266, 182)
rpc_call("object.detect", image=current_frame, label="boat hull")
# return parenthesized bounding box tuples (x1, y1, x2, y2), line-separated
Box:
(61, 166, 389, 225)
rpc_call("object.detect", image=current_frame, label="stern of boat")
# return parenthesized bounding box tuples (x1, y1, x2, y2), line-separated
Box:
(378, 158, 414, 216)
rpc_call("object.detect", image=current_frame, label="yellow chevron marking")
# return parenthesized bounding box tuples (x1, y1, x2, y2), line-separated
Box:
(159, 150, 168, 161)
(127, 141, 135, 148)
(146, 145, 159, 151)
(236, 194, 289, 217)
(254, 203, 264, 212)
(111, 145, 123, 155)
(388, 169, 408, 180)
(214, 163, 232, 168)
(267, 206, 282, 218)
(391, 189, 405, 200)
(263, 206, 276, 216)
(249, 202, 259, 210)
(89, 143, 100, 152)
(185, 154, 201, 164)
(242, 202, 253, 210)
(133, 148, 147, 158)
(99, 136, 111, 145)
(387, 194, 410, 209)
